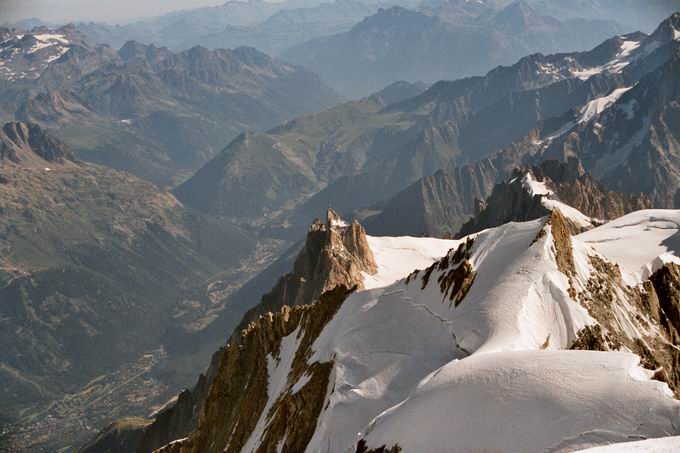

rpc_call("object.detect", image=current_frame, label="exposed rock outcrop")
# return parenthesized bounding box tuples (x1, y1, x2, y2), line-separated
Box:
(157, 285, 354, 453)
(574, 257, 680, 396)
(457, 159, 650, 237)
(1, 122, 74, 164)
(231, 208, 376, 342)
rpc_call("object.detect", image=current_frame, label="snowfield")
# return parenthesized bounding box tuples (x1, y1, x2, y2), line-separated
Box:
(578, 210, 680, 285)
(363, 235, 461, 289)
(362, 351, 678, 453)
(575, 436, 680, 452)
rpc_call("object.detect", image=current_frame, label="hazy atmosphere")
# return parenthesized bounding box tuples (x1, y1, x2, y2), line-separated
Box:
(2, 0, 680, 452)
(0, 0, 229, 23)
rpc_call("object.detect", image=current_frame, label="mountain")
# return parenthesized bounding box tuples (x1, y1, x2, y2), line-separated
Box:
(455, 158, 651, 237)
(0, 123, 263, 451)
(75, 0, 300, 50)
(280, 2, 628, 98)
(172, 0, 394, 56)
(365, 158, 651, 237)
(177, 15, 680, 239)
(0, 25, 341, 185)
(124, 198, 680, 452)
(530, 0, 680, 32)
(75, 0, 408, 57)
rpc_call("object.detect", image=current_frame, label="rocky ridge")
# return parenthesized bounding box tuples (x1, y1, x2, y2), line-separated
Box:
(456, 158, 651, 237)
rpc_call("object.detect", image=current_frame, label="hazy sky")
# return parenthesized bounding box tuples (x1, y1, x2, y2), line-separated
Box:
(0, 0, 233, 25)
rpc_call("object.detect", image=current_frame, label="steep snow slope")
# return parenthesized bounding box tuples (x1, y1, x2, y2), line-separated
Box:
(362, 235, 460, 289)
(578, 210, 680, 285)
(165, 208, 680, 453)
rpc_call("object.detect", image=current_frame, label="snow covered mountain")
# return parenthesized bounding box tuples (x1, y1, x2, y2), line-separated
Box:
(126, 196, 680, 453)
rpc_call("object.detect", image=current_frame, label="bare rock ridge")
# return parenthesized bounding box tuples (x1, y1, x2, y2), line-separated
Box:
(231, 207, 376, 342)
(158, 285, 355, 453)
(90, 210, 375, 453)
(456, 159, 651, 237)
(1, 121, 74, 164)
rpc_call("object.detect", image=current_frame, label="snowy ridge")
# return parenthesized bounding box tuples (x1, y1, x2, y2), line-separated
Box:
(298, 210, 680, 452)
(577, 210, 680, 286)
(574, 436, 680, 452)
(521, 172, 594, 228)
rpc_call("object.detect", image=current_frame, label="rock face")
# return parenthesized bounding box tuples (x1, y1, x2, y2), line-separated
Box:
(236, 208, 376, 334)
(456, 159, 651, 237)
(160, 285, 354, 453)
(1, 122, 74, 164)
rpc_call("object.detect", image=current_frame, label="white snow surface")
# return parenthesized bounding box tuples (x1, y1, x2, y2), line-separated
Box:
(577, 210, 680, 285)
(575, 436, 680, 452)
(362, 235, 460, 289)
(362, 351, 678, 453)
(32, 33, 69, 44)
(522, 172, 552, 196)
(579, 86, 634, 124)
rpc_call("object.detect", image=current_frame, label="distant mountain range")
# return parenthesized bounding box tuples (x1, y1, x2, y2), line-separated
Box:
(281, 1, 630, 97)
(9, 1, 678, 101)
(175, 13, 680, 239)
(0, 25, 341, 185)
(74, 0, 419, 56)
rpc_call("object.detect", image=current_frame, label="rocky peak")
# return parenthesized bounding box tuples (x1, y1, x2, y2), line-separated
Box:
(235, 208, 376, 335)
(118, 40, 169, 62)
(649, 12, 680, 44)
(457, 159, 650, 237)
(1, 122, 74, 164)
(491, 1, 545, 32)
